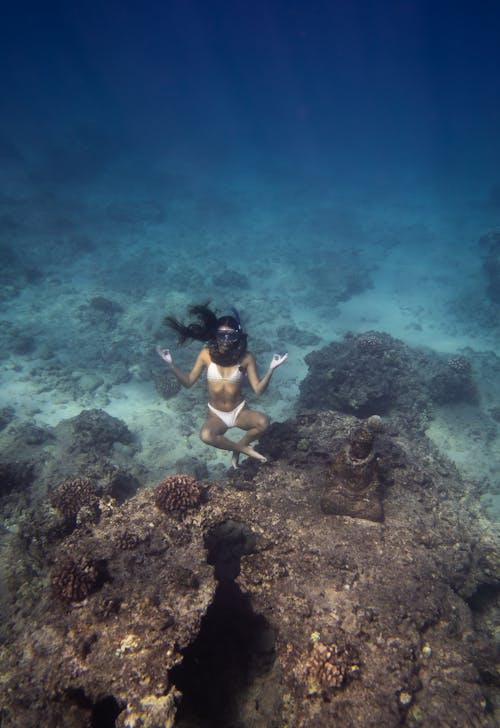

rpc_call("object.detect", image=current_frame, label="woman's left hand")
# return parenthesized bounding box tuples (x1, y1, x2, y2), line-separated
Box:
(269, 353, 288, 370)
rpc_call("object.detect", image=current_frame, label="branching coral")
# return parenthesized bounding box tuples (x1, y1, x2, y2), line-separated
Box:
(154, 474, 203, 515)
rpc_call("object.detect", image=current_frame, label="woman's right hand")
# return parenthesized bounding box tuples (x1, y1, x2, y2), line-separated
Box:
(157, 347, 173, 365)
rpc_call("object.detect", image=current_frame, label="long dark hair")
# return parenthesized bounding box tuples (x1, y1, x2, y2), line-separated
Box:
(164, 302, 248, 365)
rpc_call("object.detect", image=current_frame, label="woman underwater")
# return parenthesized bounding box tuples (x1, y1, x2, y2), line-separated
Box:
(157, 303, 288, 467)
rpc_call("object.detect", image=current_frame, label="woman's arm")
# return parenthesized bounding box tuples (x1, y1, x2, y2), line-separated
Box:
(245, 352, 288, 396)
(157, 347, 207, 388)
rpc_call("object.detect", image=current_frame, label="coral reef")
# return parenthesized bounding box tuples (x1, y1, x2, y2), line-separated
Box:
(154, 473, 203, 515)
(50, 475, 99, 524)
(0, 406, 15, 431)
(59, 408, 135, 456)
(0, 411, 498, 727)
(304, 638, 359, 697)
(77, 296, 125, 330)
(212, 269, 250, 289)
(51, 553, 109, 603)
(299, 331, 477, 432)
(0, 461, 34, 496)
(428, 354, 477, 404)
(116, 529, 144, 550)
(153, 370, 181, 399)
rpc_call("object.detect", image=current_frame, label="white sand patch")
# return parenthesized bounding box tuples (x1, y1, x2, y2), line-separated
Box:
(426, 404, 500, 486)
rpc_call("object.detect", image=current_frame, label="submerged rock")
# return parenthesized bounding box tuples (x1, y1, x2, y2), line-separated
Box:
(0, 411, 498, 727)
(299, 331, 478, 433)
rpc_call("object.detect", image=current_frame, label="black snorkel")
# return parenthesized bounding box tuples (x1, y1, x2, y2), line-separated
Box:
(230, 306, 242, 332)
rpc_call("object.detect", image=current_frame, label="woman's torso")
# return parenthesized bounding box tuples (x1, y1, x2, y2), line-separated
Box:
(205, 351, 247, 410)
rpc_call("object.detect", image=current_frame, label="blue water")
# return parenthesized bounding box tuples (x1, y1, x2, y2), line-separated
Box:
(1, 1, 499, 494)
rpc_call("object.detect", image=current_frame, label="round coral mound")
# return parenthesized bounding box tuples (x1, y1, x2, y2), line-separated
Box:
(50, 476, 98, 522)
(153, 371, 181, 399)
(154, 474, 202, 515)
(51, 554, 108, 603)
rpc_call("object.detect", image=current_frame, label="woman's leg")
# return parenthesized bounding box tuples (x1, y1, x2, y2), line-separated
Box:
(199, 413, 267, 464)
(231, 409, 270, 467)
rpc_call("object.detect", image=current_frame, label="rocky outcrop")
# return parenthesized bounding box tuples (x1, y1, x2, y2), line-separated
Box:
(0, 411, 498, 727)
(299, 332, 478, 433)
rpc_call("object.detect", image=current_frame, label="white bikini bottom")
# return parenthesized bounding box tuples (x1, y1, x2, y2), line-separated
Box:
(207, 400, 246, 428)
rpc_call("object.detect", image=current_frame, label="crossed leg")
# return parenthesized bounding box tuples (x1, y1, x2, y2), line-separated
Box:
(199, 408, 270, 467)
(231, 408, 270, 467)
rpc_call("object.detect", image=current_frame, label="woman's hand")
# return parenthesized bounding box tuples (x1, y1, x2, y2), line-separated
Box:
(157, 347, 173, 365)
(269, 353, 288, 370)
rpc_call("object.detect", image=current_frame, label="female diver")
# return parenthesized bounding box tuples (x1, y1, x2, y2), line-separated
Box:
(157, 303, 288, 467)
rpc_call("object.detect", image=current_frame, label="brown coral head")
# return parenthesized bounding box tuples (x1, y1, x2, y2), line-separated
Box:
(348, 426, 374, 460)
(154, 474, 203, 515)
(116, 530, 143, 550)
(307, 641, 345, 695)
(50, 476, 98, 522)
(51, 554, 109, 603)
(154, 371, 182, 400)
(306, 640, 359, 697)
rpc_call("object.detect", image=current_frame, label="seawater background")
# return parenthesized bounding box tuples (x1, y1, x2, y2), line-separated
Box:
(1, 2, 499, 508)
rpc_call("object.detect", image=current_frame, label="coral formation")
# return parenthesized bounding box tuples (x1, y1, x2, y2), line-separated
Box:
(0, 461, 34, 496)
(78, 296, 125, 330)
(89, 296, 124, 314)
(51, 554, 109, 603)
(61, 408, 135, 456)
(0, 405, 15, 431)
(429, 354, 476, 404)
(154, 474, 203, 514)
(116, 530, 143, 550)
(153, 370, 181, 399)
(299, 331, 478, 432)
(305, 639, 358, 696)
(212, 269, 250, 289)
(50, 475, 99, 523)
(0, 410, 498, 727)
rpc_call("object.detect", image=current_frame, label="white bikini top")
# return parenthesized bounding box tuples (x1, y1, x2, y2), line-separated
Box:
(206, 362, 244, 382)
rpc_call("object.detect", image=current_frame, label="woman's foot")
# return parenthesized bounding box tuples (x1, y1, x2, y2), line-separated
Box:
(241, 445, 267, 463)
(231, 451, 240, 469)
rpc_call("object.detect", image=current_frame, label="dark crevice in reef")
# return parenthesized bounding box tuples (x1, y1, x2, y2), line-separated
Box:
(64, 689, 122, 728)
(91, 695, 123, 728)
(466, 581, 500, 614)
(465, 582, 500, 708)
(171, 521, 276, 728)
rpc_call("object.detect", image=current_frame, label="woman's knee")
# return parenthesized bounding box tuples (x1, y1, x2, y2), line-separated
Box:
(256, 413, 270, 433)
(200, 426, 215, 445)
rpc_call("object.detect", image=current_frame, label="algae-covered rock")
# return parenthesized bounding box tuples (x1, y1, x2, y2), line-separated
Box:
(0, 411, 498, 727)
